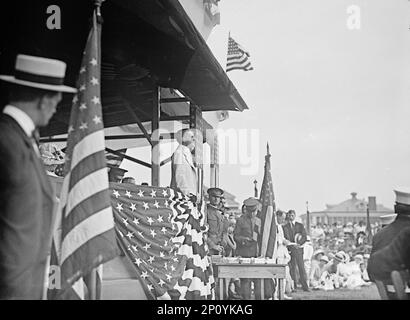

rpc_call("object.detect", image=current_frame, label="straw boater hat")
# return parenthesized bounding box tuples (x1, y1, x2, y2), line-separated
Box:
(354, 254, 364, 264)
(313, 249, 325, 259)
(0, 54, 76, 93)
(333, 252, 345, 263)
(320, 255, 329, 263)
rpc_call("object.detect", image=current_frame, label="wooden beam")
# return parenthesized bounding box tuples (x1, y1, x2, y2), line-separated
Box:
(160, 156, 172, 167)
(151, 86, 161, 186)
(105, 147, 151, 168)
(121, 97, 153, 146)
(160, 97, 190, 103)
(160, 115, 190, 122)
(105, 134, 146, 140)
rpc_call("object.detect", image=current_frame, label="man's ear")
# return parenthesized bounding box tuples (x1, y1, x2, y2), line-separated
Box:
(38, 94, 51, 110)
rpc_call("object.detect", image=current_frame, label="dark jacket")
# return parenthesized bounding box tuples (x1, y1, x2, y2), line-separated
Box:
(234, 214, 258, 258)
(367, 226, 410, 281)
(371, 215, 410, 254)
(283, 221, 307, 252)
(0, 114, 55, 299)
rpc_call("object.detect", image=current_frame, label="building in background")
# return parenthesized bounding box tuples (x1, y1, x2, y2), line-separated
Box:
(300, 192, 394, 226)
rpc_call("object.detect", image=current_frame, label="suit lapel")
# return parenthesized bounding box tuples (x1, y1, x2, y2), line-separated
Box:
(182, 148, 196, 171)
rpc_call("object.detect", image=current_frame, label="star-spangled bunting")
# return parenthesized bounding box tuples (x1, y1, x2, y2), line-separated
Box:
(111, 183, 215, 300)
(48, 9, 118, 300)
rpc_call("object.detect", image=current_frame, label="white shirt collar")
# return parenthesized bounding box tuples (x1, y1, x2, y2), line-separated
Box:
(3, 105, 35, 137)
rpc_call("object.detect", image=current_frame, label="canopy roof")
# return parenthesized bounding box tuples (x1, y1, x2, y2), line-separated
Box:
(0, 0, 248, 137)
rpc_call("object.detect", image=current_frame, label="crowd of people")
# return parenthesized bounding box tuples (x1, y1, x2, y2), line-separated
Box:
(203, 187, 379, 300)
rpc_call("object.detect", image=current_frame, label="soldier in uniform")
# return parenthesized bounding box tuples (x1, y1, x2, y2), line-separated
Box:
(234, 197, 261, 299)
(370, 189, 410, 255)
(367, 226, 410, 297)
(206, 187, 226, 256)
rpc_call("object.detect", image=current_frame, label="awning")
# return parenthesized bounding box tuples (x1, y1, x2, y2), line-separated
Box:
(0, 0, 248, 137)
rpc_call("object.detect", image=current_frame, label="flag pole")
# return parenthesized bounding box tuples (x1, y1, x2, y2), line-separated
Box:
(306, 201, 310, 236)
(88, 0, 104, 300)
(254, 179, 258, 198)
(366, 203, 373, 242)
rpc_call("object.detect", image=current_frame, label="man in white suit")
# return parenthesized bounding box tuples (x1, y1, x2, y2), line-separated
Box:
(170, 129, 197, 197)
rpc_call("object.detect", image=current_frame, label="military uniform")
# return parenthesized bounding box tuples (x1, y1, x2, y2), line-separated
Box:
(234, 198, 265, 299)
(371, 215, 410, 254)
(368, 189, 410, 284)
(234, 214, 258, 258)
(206, 204, 226, 255)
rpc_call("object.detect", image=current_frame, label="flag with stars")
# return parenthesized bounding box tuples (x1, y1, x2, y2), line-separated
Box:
(111, 183, 215, 300)
(258, 143, 277, 258)
(226, 35, 254, 73)
(48, 10, 118, 299)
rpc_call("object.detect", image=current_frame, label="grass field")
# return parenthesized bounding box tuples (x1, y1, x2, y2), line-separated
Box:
(290, 283, 380, 300)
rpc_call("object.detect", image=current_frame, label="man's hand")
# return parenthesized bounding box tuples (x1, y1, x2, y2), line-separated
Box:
(214, 245, 224, 254)
(188, 193, 197, 203)
(283, 239, 291, 246)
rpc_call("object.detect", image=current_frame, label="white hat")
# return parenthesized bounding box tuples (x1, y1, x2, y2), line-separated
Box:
(380, 213, 397, 226)
(320, 256, 329, 263)
(354, 254, 364, 263)
(394, 188, 410, 206)
(0, 54, 76, 93)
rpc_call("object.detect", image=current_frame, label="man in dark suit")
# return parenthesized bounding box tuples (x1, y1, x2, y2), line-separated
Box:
(370, 189, 410, 255)
(283, 210, 310, 292)
(0, 54, 76, 299)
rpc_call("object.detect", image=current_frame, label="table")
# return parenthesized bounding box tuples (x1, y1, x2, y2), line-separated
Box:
(213, 262, 287, 300)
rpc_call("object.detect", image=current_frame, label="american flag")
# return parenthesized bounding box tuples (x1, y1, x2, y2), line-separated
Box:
(111, 183, 215, 300)
(48, 11, 118, 299)
(258, 143, 277, 258)
(226, 36, 254, 73)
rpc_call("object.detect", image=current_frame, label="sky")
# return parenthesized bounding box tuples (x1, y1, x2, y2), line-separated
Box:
(202, 0, 410, 215)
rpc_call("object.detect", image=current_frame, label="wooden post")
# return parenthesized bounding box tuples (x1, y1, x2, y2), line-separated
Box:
(190, 103, 203, 199)
(210, 133, 218, 187)
(151, 86, 160, 186)
(87, 267, 97, 300)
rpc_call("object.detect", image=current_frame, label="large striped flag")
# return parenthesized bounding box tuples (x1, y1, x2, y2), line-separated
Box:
(258, 143, 277, 258)
(47, 8, 118, 299)
(226, 35, 254, 72)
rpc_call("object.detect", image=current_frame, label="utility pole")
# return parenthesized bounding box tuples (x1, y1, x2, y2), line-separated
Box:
(306, 201, 310, 235)
(253, 179, 258, 198)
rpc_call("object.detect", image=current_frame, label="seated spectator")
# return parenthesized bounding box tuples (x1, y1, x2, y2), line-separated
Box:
(344, 254, 370, 289)
(309, 249, 325, 287)
(223, 217, 237, 257)
(354, 221, 366, 235)
(303, 236, 314, 277)
(321, 252, 345, 289)
(311, 224, 325, 241)
(356, 231, 367, 247)
(310, 255, 329, 289)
